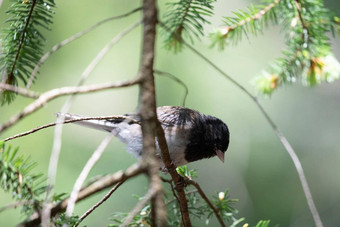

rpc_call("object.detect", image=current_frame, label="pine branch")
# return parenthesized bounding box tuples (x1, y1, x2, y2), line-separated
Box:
(162, 0, 214, 52)
(0, 0, 55, 104)
(254, 0, 340, 95)
(0, 142, 46, 217)
(210, 0, 281, 49)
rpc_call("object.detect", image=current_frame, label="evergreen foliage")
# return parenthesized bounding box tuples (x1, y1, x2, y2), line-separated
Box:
(162, 0, 214, 52)
(209, 0, 340, 95)
(0, 141, 46, 216)
(0, 0, 55, 104)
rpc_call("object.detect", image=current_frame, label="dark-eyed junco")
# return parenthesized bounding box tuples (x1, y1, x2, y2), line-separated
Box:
(57, 106, 230, 167)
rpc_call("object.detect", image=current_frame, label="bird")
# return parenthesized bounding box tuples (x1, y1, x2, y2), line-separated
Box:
(57, 106, 230, 168)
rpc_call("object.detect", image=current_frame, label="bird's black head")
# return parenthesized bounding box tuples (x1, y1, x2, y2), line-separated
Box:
(185, 114, 230, 163)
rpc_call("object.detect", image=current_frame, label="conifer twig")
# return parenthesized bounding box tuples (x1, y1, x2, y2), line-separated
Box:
(8, 0, 37, 84)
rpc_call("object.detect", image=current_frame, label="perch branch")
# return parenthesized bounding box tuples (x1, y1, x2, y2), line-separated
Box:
(2, 116, 139, 142)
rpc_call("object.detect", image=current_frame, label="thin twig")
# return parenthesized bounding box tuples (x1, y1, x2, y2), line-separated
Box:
(0, 78, 141, 134)
(2, 116, 139, 142)
(187, 180, 225, 227)
(0, 83, 40, 99)
(41, 20, 143, 225)
(121, 188, 156, 227)
(17, 163, 145, 227)
(26, 7, 142, 88)
(66, 134, 115, 216)
(154, 70, 188, 106)
(75, 180, 125, 227)
(177, 36, 323, 227)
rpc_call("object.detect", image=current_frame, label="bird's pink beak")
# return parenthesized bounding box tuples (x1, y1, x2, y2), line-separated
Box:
(216, 149, 225, 163)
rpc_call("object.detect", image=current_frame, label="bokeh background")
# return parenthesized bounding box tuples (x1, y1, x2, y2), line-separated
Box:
(0, 0, 339, 226)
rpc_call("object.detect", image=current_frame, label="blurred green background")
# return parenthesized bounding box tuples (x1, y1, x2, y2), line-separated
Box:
(0, 0, 339, 226)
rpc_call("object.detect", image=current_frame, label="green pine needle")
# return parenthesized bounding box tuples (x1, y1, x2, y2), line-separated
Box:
(0, 0, 55, 104)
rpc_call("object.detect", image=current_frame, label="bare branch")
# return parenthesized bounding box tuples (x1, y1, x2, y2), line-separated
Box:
(66, 134, 115, 217)
(40, 20, 143, 226)
(0, 78, 141, 134)
(26, 7, 142, 88)
(2, 116, 139, 142)
(154, 70, 188, 106)
(75, 181, 125, 227)
(17, 163, 145, 227)
(0, 84, 40, 99)
(187, 180, 225, 227)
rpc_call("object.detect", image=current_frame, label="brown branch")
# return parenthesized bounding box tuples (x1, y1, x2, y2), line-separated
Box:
(26, 7, 142, 88)
(0, 84, 40, 99)
(17, 163, 145, 227)
(75, 180, 125, 227)
(2, 116, 140, 142)
(137, 0, 168, 226)
(0, 78, 141, 134)
(187, 180, 225, 227)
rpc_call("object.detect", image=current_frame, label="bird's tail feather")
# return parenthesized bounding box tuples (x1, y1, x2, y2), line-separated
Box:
(56, 112, 117, 132)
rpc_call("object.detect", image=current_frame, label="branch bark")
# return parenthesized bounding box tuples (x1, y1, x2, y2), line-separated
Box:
(137, 0, 167, 226)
